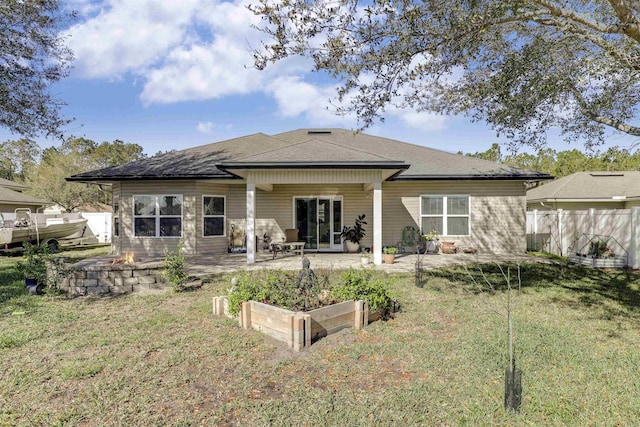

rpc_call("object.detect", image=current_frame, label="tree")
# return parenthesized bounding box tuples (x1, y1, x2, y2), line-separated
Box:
(252, 0, 640, 150)
(92, 139, 145, 169)
(0, 138, 41, 182)
(0, 0, 74, 138)
(28, 136, 146, 211)
(460, 143, 502, 163)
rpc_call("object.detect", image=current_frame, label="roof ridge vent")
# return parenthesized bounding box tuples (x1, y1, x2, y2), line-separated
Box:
(589, 172, 624, 177)
(307, 129, 332, 134)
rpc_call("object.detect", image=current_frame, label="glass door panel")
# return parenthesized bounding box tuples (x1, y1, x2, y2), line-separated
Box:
(295, 196, 342, 251)
(295, 198, 317, 249)
(332, 200, 342, 248)
(318, 199, 331, 250)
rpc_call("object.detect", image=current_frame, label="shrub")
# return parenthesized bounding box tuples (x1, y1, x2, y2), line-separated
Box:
(331, 268, 395, 315)
(227, 268, 396, 317)
(162, 241, 189, 292)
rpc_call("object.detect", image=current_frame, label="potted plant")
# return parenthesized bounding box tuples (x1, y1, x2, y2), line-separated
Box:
(16, 242, 49, 295)
(383, 246, 398, 264)
(340, 214, 367, 253)
(360, 248, 371, 265)
(423, 230, 440, 254)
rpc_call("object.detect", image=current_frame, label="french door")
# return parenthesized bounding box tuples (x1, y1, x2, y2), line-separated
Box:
(294, 197, 343, 251)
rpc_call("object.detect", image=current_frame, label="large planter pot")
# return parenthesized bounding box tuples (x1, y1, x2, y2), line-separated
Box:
(383, 254, 395, 264)
(441, 241, 456, 254)
(25, 278, 44, 295)
(344, 241, 360, 253)
(426, 240, 440, 254)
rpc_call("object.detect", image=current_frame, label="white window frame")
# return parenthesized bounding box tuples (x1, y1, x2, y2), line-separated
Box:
(113, 195, 120, 238)
(419, 194, 471, 236)
(202, 195, 226, 237)
(133, 194, 183, 238)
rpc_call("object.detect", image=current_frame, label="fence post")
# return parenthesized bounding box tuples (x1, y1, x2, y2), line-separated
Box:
(631, 207, 640, 269)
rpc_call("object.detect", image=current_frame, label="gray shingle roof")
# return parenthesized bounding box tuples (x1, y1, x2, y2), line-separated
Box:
(527, 171, 640, 201)
(67, 128, 551, 182)
(0, 178, 29, 191)
(0, 187, 50, 205)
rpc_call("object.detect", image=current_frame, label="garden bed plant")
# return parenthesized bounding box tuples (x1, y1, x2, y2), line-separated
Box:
(226, 267, 397, 318)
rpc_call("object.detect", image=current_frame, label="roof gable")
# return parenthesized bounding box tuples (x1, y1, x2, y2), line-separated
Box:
(0, 187, 49, 205)
(0, 177, 29, 191)
(527, 171, 640, 201)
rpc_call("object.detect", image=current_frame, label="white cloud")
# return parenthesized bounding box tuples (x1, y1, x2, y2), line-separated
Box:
(66, 0, 201, 78)
(266, 76, 357, 125)
(65, 0, 451, 131)
(196, 121, 215, 134)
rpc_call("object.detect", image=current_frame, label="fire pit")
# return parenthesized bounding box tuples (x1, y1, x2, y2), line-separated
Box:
(57, 253, 167, 296)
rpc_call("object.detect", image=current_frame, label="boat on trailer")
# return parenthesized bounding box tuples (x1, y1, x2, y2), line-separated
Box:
(0, 209, 88, 251)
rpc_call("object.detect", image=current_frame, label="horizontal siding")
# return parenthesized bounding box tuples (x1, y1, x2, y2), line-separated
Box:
(247, 169, 383, 184)
(115, 179, 528, 256)
(255, 184, 372, 247)
(120, 181, 197, 256)
(383, 181, 527, 253)
(195, 182, 236, 255)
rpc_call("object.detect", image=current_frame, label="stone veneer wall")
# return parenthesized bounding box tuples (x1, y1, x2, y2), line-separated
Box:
(57, 260, 167, 296)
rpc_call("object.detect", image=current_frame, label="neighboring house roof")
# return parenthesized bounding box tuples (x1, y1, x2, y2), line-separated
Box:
(0, 186, 50, 206)
(67, 128, 552, 182)
(0, 177, 30, 191)
(527, 171, 640, 203)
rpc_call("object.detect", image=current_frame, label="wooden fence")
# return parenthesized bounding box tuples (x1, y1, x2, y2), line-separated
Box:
(526, 207, 640, 268)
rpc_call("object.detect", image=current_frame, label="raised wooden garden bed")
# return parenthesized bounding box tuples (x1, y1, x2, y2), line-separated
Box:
(213, 297, 379, 351)
(569, 255, 627, 269)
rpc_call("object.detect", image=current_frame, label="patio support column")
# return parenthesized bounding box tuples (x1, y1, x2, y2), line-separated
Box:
(246, 183, 256, 264)
(373, 181, 382, 265)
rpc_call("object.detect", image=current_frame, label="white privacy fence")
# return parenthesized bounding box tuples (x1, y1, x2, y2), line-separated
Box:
(79, 212, 112, 243)
(526, 207, 640, 268)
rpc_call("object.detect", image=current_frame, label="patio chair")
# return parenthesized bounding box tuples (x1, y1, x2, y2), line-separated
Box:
(398, 226, 420, 253)
(271, 228, 306, 259)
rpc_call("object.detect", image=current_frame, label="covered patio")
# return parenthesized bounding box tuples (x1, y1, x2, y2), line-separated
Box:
(184, 251, 543, 276)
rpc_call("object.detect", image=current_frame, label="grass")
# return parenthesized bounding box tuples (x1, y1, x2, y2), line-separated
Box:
(1, 254, 639, 425)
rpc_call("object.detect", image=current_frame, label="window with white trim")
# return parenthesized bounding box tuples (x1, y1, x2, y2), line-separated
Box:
(133, 195, 183, 237)
(420, 195, 470, 236)
(203, 195, 225, 237)
(113, 196, 120, 237)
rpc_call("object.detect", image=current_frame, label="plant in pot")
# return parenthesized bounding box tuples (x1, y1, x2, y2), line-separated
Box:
(340, 214, 366, 253)
(423, 230, 440, 254)
(16, 242, 49, 295)
(383, 246, 398, 264)
(360, 248, 371, 265)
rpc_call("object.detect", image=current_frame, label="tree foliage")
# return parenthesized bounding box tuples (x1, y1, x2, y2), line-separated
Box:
(0, 138, 41, 181)
(0, 0, 74, 138)
(252, 0, 640, 150)
(1, 136, 145, 212)
(464, 145, 640, 178)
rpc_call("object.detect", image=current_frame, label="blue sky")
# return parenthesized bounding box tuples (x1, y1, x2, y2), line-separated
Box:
(1, 0, 634, 157)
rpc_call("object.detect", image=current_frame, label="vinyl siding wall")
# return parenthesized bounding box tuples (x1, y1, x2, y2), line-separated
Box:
(114, 179, 527, 256)
(383, 181, 527, 253)
(253, 184, 372, 248)
(117, 181, 197, 256)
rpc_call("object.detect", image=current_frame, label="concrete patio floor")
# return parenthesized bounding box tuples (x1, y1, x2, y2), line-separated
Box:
(184, 250, 545, 277)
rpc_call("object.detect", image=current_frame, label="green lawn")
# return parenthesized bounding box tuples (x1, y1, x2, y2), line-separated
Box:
(1, 254, 639, 426)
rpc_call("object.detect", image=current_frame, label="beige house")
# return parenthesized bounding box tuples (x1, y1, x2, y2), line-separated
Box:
(0, 178, 50, 214)
(67, 129, 551, 264)
(527, 171, 640, 211)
